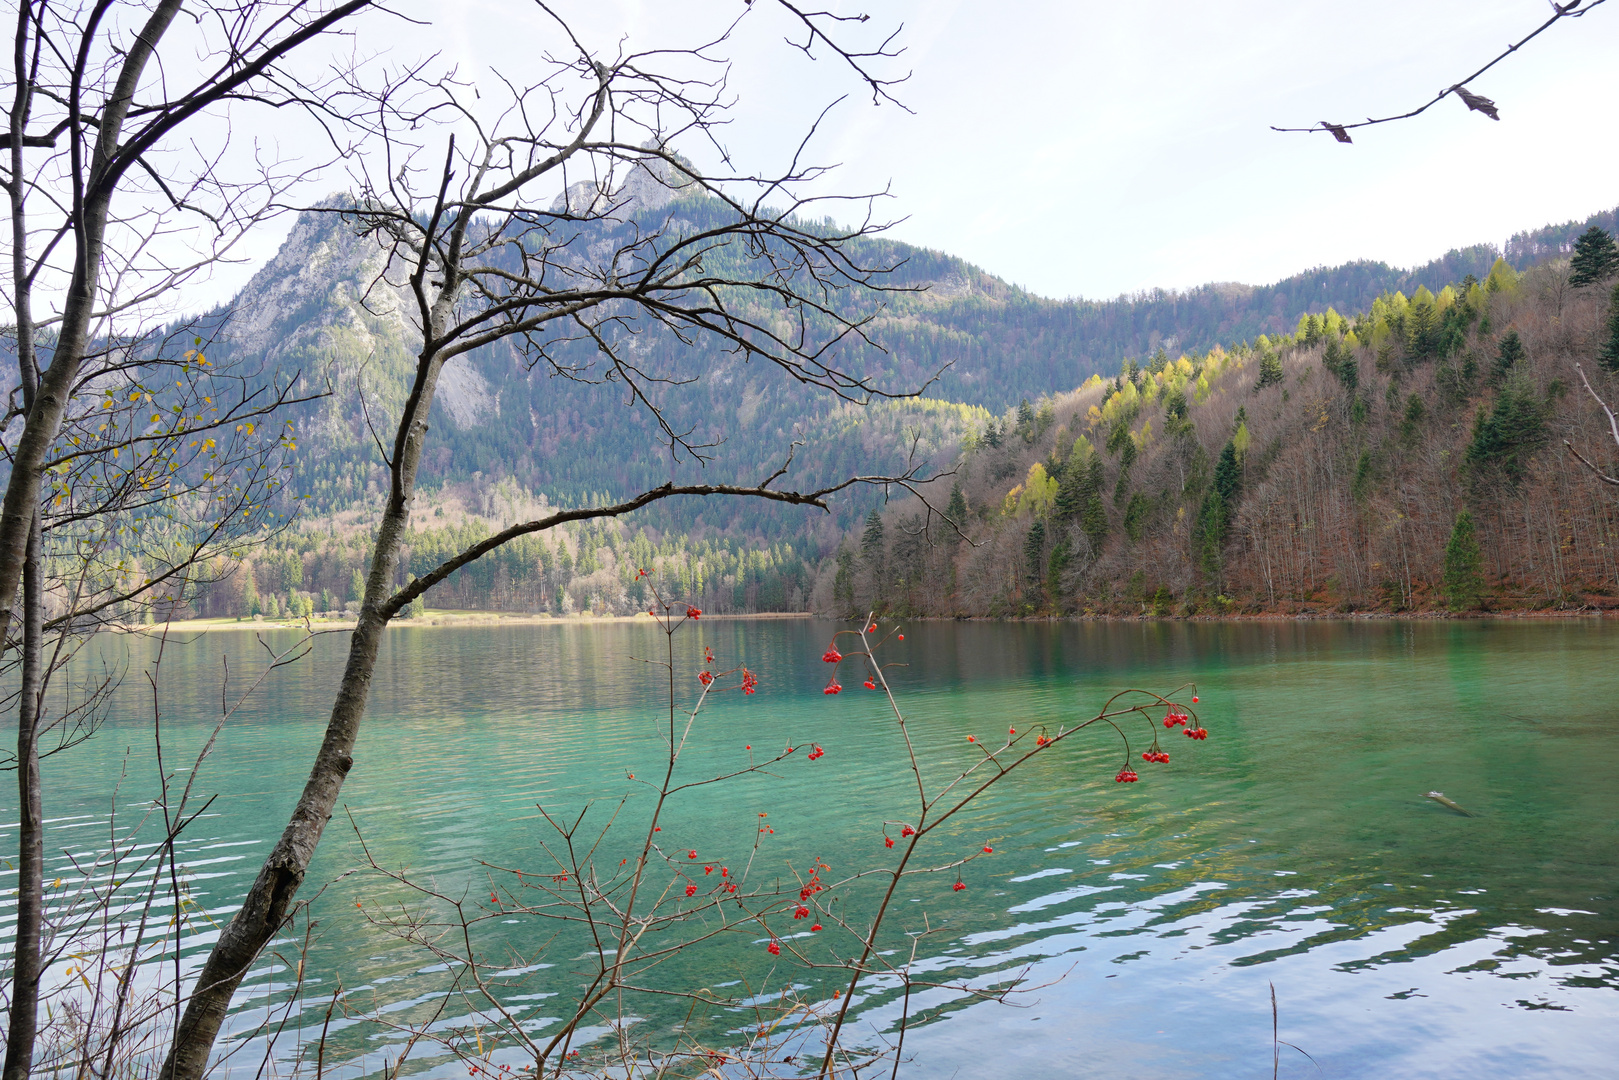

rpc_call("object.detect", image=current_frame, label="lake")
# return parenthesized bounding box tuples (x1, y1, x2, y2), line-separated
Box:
(5, 618, 1617, 1079)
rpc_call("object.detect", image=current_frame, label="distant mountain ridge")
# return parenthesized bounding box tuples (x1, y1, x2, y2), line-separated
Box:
(130, 198, 1619, 542)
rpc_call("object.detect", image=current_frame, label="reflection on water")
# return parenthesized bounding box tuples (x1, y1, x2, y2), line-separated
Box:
(3, 618, 1616, 1078)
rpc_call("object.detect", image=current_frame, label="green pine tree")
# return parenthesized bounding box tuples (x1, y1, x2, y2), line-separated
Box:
(1213, 440, 1242, 514)
(1442, 510, 1485, 611)
(945, 483, 968, 531)
(349, 566, 366, 603)
(1082, 455, 1108, 554)
(1490, 329, 1526, 385)
(1465, 374, 1548, 486)
(1255, 349, 1284, 390)
(1022, 520, 1047, 607)
(1600, 282, 1619, 374)
(242, 564, 260, 617)
(1569, 225, 1619, 288)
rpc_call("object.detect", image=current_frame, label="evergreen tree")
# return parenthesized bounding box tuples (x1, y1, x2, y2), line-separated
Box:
(1400, 393, 1426, 444)
(1022, 520, 1047, 605)
(1123, 491, 1151, 542)
(1490, 329, 1525, 385)
(1113, 437, 1137, 506)
(945, 483, 968, 532)
(1465, 375, 1548, 486)
(242, 564, 260, 617)
(1081, 455, 1109, 554)
(1404, 289, 1441, 362)
(1016, 398, 1036, 441)
(349, 566, 366, 603)
(1569, 225, 1619, 288)
(861, 509, 885, 560)
(1053, 449, 1088, 521)
(1323, 335, 1358, 389)
(861, 509, 886, 603)
(1213, 440, 1242, 512)
(1600, 282, 1619, 374)
(1256, 349, 1284, 390)
(1442, 510, 1485, 611)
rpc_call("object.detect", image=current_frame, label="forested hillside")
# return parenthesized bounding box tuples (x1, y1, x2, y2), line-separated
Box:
(826, 250, 1619, 618)
(185, 197, 1619, 529)
(99, 195, 1619, 620)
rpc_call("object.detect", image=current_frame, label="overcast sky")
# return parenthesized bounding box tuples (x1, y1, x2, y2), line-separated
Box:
(204, 0, 1619, 307)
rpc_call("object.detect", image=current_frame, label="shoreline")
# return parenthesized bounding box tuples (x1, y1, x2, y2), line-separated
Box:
(133, 607, 1616, 634)
(135, 610, 819, 633)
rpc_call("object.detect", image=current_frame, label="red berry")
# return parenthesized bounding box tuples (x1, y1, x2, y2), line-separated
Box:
(794, 905, 809, 919)
(897, 634, 904, 640)
(824, 681, 842, 695)
(966, 735, 975, 742)
(1191, 696, 1199, 703)
(811, 923, 823, 931)
(952, 881, 965, 891)
(884, 836, 894, 848)
(901, 825, 915, 837)
(685, 884, 697, 897)
(822, 647, 842, 663)
(767, 941, 781, 956)
(983, 845, 993, 854)
(864, 679, 876, 689)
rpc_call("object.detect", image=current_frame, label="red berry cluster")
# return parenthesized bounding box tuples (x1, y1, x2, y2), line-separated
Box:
(800, 869, 827, 901)
(686, 606, 701, 619)
(766, 940, 781, 956)
(685, 884, 697, 896)
(698, 670, 714, 686)
(1162, 712, 1190, 728)
(1185, 726, 1209, 740)
(900, 825, 915, 838)
(863, 678, 877, 689)
(793, 904, 810, 919)
(1114, 768, 1140, 783)
(821, 646, 842, 663)
(883, 836, 895, 848)
(807, 744, 825, 760)
(741, 668, 758, 695)
(952, 881, 966, 891)
(1035, 734, 1051, 746)
(1141, 750, 1169, 763)
(823, 680, 842, 695)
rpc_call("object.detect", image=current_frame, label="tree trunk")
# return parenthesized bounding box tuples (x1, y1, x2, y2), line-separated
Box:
(3, 514, 44, 1080)
(161, 357, 442, 1080)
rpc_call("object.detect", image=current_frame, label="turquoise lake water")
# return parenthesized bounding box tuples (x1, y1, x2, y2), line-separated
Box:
(3, 618, 1616, 1078)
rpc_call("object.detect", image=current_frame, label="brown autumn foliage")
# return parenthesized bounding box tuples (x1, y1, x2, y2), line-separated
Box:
(819, 258, 1619, 617)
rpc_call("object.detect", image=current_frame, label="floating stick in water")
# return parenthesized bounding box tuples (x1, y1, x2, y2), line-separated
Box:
(1423, 791, 1474, 817)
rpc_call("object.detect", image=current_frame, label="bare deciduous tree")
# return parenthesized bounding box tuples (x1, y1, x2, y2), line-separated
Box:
(159, 5, 952, 1076)
(3, 3, 387, 1076)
